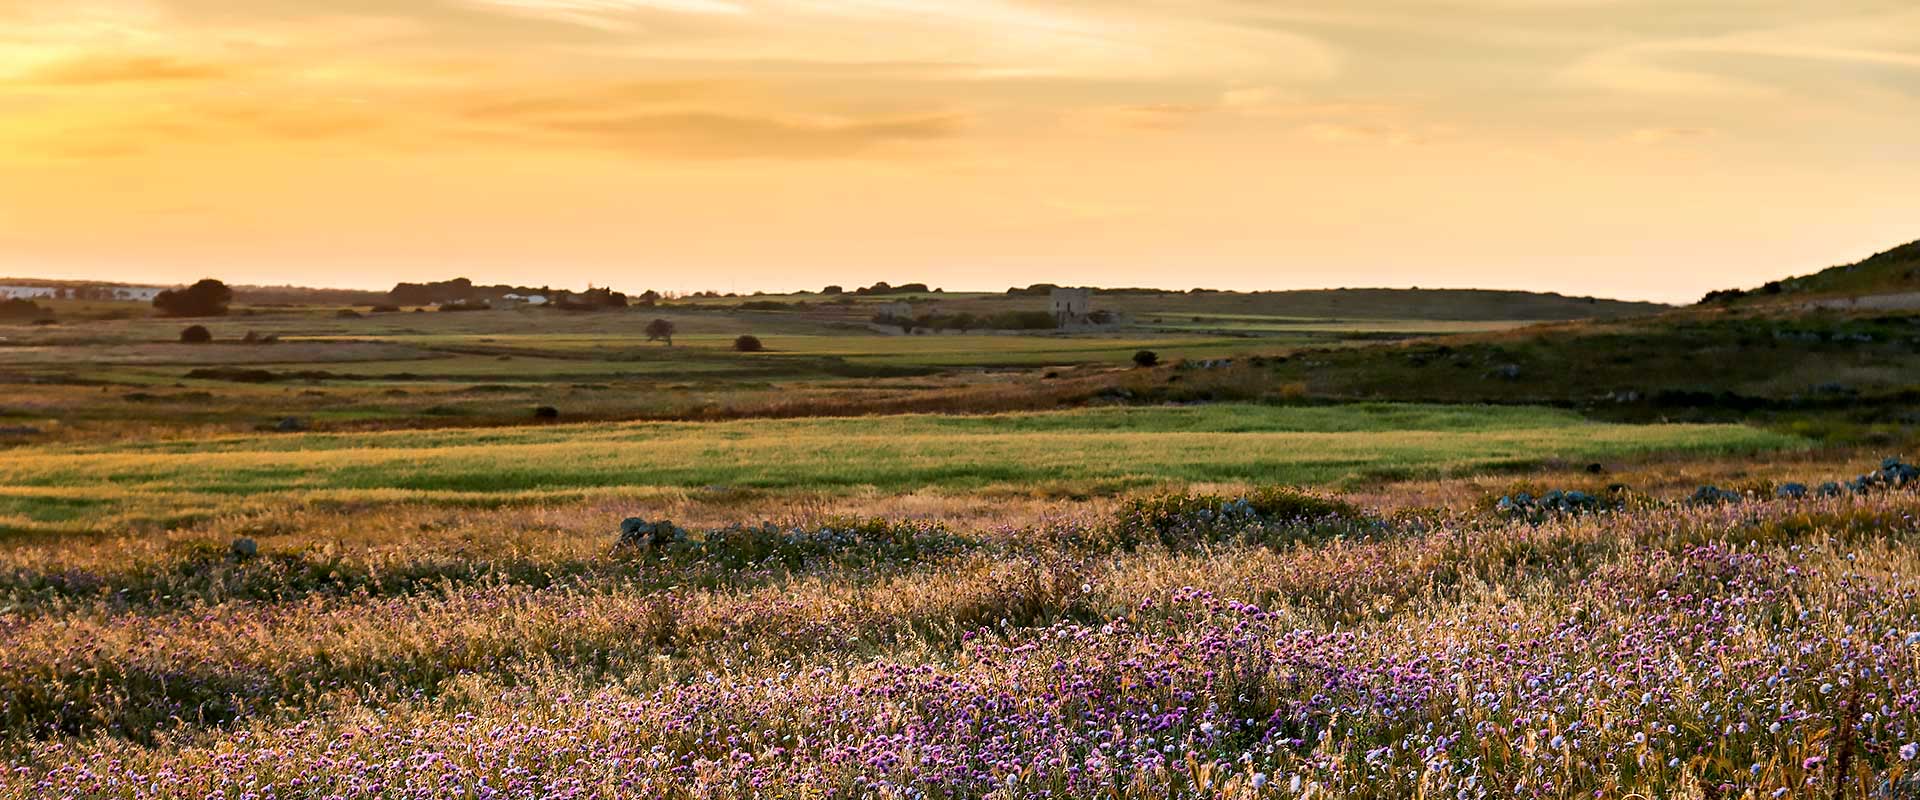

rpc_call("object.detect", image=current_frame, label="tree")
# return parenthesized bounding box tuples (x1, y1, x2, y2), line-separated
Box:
(733, 334, 765, 353)
(821, 285, 844, 295)
(154, 279, 233, 317)
(645, 318, 675, 346)
(180, 324, 213, 344)
(1132, 350, 1159, 368)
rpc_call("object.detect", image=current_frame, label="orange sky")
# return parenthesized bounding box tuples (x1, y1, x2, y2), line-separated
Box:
(1, 0, 1916, 302)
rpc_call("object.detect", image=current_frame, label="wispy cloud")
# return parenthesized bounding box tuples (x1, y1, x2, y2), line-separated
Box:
(15, 54, 229, 85)
(1564, 8, 1920, 98)
(465, 0, 748, 30)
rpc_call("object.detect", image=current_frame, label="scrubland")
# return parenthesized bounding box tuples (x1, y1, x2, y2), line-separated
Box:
(2, 295, 1917, 798)
(4, 482, 1920, 798)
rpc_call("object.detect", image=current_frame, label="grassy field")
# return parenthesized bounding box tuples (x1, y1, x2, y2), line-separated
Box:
(4, 466, 1918, 798)
(0, 403, 1799, 532)
(0, 300, 1557, 444)
(9, 284, 1920, 800)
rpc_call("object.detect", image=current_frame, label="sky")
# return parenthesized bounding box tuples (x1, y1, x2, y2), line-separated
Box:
(0, 1, 1916, 302)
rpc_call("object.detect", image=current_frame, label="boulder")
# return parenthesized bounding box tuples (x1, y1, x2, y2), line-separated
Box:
(1775, 482, 1808, 500)
(619, 518, 687, 549)
(230, 538, 259, 559)
(274, 417, 307, 432)
(1689, 485, 1743, 506)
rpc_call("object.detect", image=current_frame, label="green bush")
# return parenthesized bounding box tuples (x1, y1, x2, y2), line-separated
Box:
(1109, 486, 1364, 550)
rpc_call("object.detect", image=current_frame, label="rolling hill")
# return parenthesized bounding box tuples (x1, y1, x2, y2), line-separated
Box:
(1703, 238, 1920, 306)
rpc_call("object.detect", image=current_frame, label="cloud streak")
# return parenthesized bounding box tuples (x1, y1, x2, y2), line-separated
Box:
(15, 54, 230, 86)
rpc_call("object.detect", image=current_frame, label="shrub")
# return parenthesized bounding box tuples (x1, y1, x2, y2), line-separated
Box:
(734, 335, 765, 353)
(645, 318, 675, 346)
(0, 299, 49, 321)
(619, 517, 965, 569)
(1108, 486, 1365, 550)
(985, 311, 1058, 330)
(1132, 350, 1159, 368)
(179, 325, 213, 344)
(153, 279, 232, 317)
(369, 304, 401, 313)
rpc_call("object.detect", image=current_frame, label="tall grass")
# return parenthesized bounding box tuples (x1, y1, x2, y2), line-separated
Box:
(3, 488, 1919, 798)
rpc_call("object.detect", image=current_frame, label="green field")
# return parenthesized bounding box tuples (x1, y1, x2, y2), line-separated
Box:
(0, 403, 1799, 531)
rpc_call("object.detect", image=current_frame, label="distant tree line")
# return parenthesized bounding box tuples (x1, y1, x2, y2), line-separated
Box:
(813, 282, 942, 296)
(386, 278, 630, 309)
(1004, 283, 1178, 296)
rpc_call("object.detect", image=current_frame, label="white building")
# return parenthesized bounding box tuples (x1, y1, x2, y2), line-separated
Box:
(498, 294, 549, 309)
(110, 286, 166, 302)
(0, 285, 167, 302)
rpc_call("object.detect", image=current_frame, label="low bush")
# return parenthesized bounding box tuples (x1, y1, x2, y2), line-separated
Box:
(1108, 486, 1366, 550)
(618, 517, 967, 569)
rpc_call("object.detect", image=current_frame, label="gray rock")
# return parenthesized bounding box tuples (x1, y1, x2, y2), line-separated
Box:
(275, 417, 307, 432)
(230, 538, 259, 559)
(1490, 364, 1522, 381)
(619, 518, 687, 549)
(1689, 485, 1743, 506)
(1775, 482, 1808, 500)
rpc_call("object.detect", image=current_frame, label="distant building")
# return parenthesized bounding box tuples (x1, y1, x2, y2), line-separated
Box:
(0, 285, 165, 302)
(1049, 287, 1093, 326)
(108, 286, 166, 302)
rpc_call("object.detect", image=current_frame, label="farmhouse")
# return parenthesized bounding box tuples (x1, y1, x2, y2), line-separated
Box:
(1049, 287, 1093, 325)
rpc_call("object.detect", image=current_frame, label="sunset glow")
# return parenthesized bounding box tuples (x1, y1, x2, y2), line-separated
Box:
(2, 0, 1917, 300)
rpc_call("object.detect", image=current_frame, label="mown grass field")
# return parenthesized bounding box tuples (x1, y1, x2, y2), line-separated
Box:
(0, 403, 1799, 532)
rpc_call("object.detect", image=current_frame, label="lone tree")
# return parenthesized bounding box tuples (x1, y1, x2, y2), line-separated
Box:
(733, 334, 765, 353)
(1132, 350, 1159, 368)
(644, 318, 675, 346)
(179, 325, 213, 344)
(154, 279, 233, 318)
